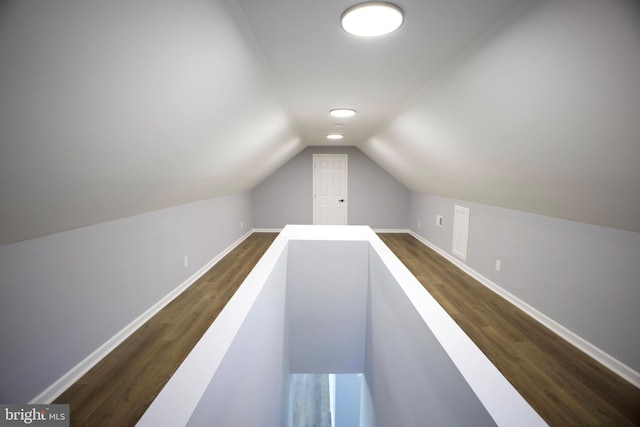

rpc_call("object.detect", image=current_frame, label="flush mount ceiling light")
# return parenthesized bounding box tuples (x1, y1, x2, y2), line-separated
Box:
(327, 134, 344, 140)
(330, 108, 356, 118)
(341, 2, 404, 37)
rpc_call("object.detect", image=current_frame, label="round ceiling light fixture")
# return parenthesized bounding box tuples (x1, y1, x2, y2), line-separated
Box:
(327, 134, 344, 140)
(330, 108, 356, 118)
(341, 2, 404, 37)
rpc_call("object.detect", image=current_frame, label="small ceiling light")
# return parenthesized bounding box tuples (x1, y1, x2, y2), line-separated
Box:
(341, 2, 404, 37)
(327, 134, 344, 140)
(330, 108, 356, 118)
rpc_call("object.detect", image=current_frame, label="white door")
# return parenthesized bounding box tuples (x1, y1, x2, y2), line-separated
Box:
(313, 154, 347, 225)
(452, 205, 470, 261)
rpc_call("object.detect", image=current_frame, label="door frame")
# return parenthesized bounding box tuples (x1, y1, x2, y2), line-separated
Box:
(312, 154, 348, 225)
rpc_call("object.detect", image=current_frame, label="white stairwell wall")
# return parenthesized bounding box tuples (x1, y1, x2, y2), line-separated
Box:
(138, 225, 545, 426)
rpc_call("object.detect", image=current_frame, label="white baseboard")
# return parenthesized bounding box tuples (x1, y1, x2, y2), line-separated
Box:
(31, 230, 255, 404)
(373, 228, 410, 233)
(253, 227, 409, 233)
(407, 230, 640, 389)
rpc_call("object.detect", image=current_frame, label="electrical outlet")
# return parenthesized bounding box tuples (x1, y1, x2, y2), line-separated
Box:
(495, 259, 501, 272)
(418, 221, 421, 229)
(240, 221, 243, 229)
(436, 215, 444, 227)
(184, 256, 189, 268)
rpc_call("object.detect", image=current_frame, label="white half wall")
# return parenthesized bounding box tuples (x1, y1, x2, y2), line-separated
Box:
(0, 192, 253, 403)
(366, 246, 496, 426)
(185, 246, 290, 427)
(140, 225, 545, 426)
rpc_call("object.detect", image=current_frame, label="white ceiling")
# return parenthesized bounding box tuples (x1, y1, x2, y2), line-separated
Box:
(237, 0, 529, 146)
(1, 0, 639, 244)
(360, 0, 640, 232)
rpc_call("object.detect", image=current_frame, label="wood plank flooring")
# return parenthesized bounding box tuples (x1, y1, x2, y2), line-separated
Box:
(53, 231, 640, 426)
(291, 374, 331, 427)
(54, 232, 278, 426)
(378, 233, 640, 427)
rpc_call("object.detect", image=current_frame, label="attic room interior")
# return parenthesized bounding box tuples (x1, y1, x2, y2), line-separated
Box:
(0, 0, 639, 425)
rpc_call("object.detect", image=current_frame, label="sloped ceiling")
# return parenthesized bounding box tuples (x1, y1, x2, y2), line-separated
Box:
(1, 0, 639, 244)
(360, 0, 640, 232)
(0, 0, 303, 244)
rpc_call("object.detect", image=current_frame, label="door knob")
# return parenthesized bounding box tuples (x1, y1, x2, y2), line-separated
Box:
(338, 199, 345, 202)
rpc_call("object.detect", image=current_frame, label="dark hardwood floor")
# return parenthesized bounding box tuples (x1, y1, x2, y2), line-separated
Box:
(54, 232, 278, 426)
(53, 231, 639, 426)
(378, 233, 640, 427)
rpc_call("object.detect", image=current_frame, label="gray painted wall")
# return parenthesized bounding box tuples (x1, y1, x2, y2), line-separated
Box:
(0, 192, 253, 402)
(409, 192, 640, 373)
(252, 146, 410, 229)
